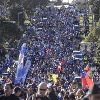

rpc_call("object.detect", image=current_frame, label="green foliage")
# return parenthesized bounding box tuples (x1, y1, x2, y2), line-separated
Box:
(2, 22, 22, 38)
(89, 0, 100, 21)
(85, 27, 99, 42)
(0, 44, 7, 57)
(87, 20, 100, 62)
(1, 0, 49, 21)
(55, 0, 62, 5)
(0, 16, 23, 44)
(23, 0, 49, 10)
(8, 0, 49, 11)
(8, 0, 24, 6)
(0, 0, 3, 5)
(77, 3, 87, 10)
(9, 5, 25, 25)
(89, 0, 95, 5)
(96, 39, 100, 63)
(85, 19, 100, 43)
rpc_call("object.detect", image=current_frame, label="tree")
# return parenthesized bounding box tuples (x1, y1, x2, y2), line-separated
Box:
(0, 16, 23, 45)
(89, 0, 100, 21)
(9, 4, 25, 25)
(77, 3, 87, 10)
(0, 44, 7, 58)
(23, 0, 49, 10)
(55, 0, 62, 5)
(86, 27, 99, 42)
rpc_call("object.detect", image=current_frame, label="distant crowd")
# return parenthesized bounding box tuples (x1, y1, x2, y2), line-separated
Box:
(0, 5, 100, 100)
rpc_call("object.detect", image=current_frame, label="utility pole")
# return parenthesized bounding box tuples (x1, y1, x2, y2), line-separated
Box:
(18, 12, 23, 27)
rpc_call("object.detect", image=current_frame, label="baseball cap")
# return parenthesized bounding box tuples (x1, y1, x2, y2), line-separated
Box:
(89, 82, 100, 95)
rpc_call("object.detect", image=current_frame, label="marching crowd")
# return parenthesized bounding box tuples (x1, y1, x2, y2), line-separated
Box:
(0, 5, 100, 100)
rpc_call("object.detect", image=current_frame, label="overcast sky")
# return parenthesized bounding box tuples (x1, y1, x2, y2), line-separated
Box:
(50, 0, 73, 3)
(62, 0, 73, 3)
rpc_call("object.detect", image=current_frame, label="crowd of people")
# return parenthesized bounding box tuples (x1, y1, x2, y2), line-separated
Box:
(0, 5, 100, 100)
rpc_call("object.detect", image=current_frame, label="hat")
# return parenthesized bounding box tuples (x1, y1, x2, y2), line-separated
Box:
(89, 82, 100, 95)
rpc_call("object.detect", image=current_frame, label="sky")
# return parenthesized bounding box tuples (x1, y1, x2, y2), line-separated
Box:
(50, 0, 73, 3)
(62, 0, 73, 3)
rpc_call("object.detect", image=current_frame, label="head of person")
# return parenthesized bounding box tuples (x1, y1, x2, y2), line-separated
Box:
(60, 91, 65, 98)
(88, 83, 100, 100)
(27, 84, 34, 95)
(63, 95, 69, 100)
(14, 86, 22, 97)
(76, 89, 85, 97)
(38, 82, 47, 97)
(4, 83, 13, 96)
(36, 96, 41, 100)
(69, 94, 75, 100)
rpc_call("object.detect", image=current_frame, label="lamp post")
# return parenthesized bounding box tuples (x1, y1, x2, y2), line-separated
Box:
(18, 12, 23, 27)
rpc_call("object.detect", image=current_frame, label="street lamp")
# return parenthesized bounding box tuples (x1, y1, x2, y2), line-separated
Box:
(18, 12, 23, 27)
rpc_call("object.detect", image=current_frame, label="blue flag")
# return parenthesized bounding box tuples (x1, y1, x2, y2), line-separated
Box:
(15, 43, 26, 83)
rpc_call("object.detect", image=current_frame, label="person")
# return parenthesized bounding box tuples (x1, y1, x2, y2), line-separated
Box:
(48, 87, 58, 100)
(35, 95, 41, 100)
(0, 83, 20, 100)
(27, 84, 36, 99)
(14, 86, 22, 100)
(76, 89, 85, 100)
(87, 83, 100, 100)
(28, 82, 50, 100)
(63, 95, 69, 100)
(69, 94, 76, 100)
(58, 91, 65, 100)
(0, 84, 4, 95)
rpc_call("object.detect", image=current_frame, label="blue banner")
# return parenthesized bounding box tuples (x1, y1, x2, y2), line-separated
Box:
(15, 43, 26, 84)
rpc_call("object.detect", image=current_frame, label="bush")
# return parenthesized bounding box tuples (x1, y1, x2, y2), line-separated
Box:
(0, 44, 7, 58)
(85, 27, 99, 42)
(9, 4, 25, 25)
(0, 16, 23, 46)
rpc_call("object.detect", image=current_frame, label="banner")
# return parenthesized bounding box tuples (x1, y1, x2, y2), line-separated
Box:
(15, 43, 26, 84)
(22, 59, 31, 83)
(80, 68, 94, 89)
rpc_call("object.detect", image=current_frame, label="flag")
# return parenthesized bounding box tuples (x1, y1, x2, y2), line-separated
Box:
(24, 12, 30, 24)
(24, 12, 28, 18)
(84, 63, 90, 73)
(57, 64, 61, 72)
(81, 69, 93, 89)
(15, 43, 26, 83)
(51, 74, 58, 84)
(47, 71, 53, 81)
(47, 72, 58, 84)
(61, 58, 65, 66)
(56, 59, 65, 72)
(22, 59, 31, 83)
(7, 67, 10, 72)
